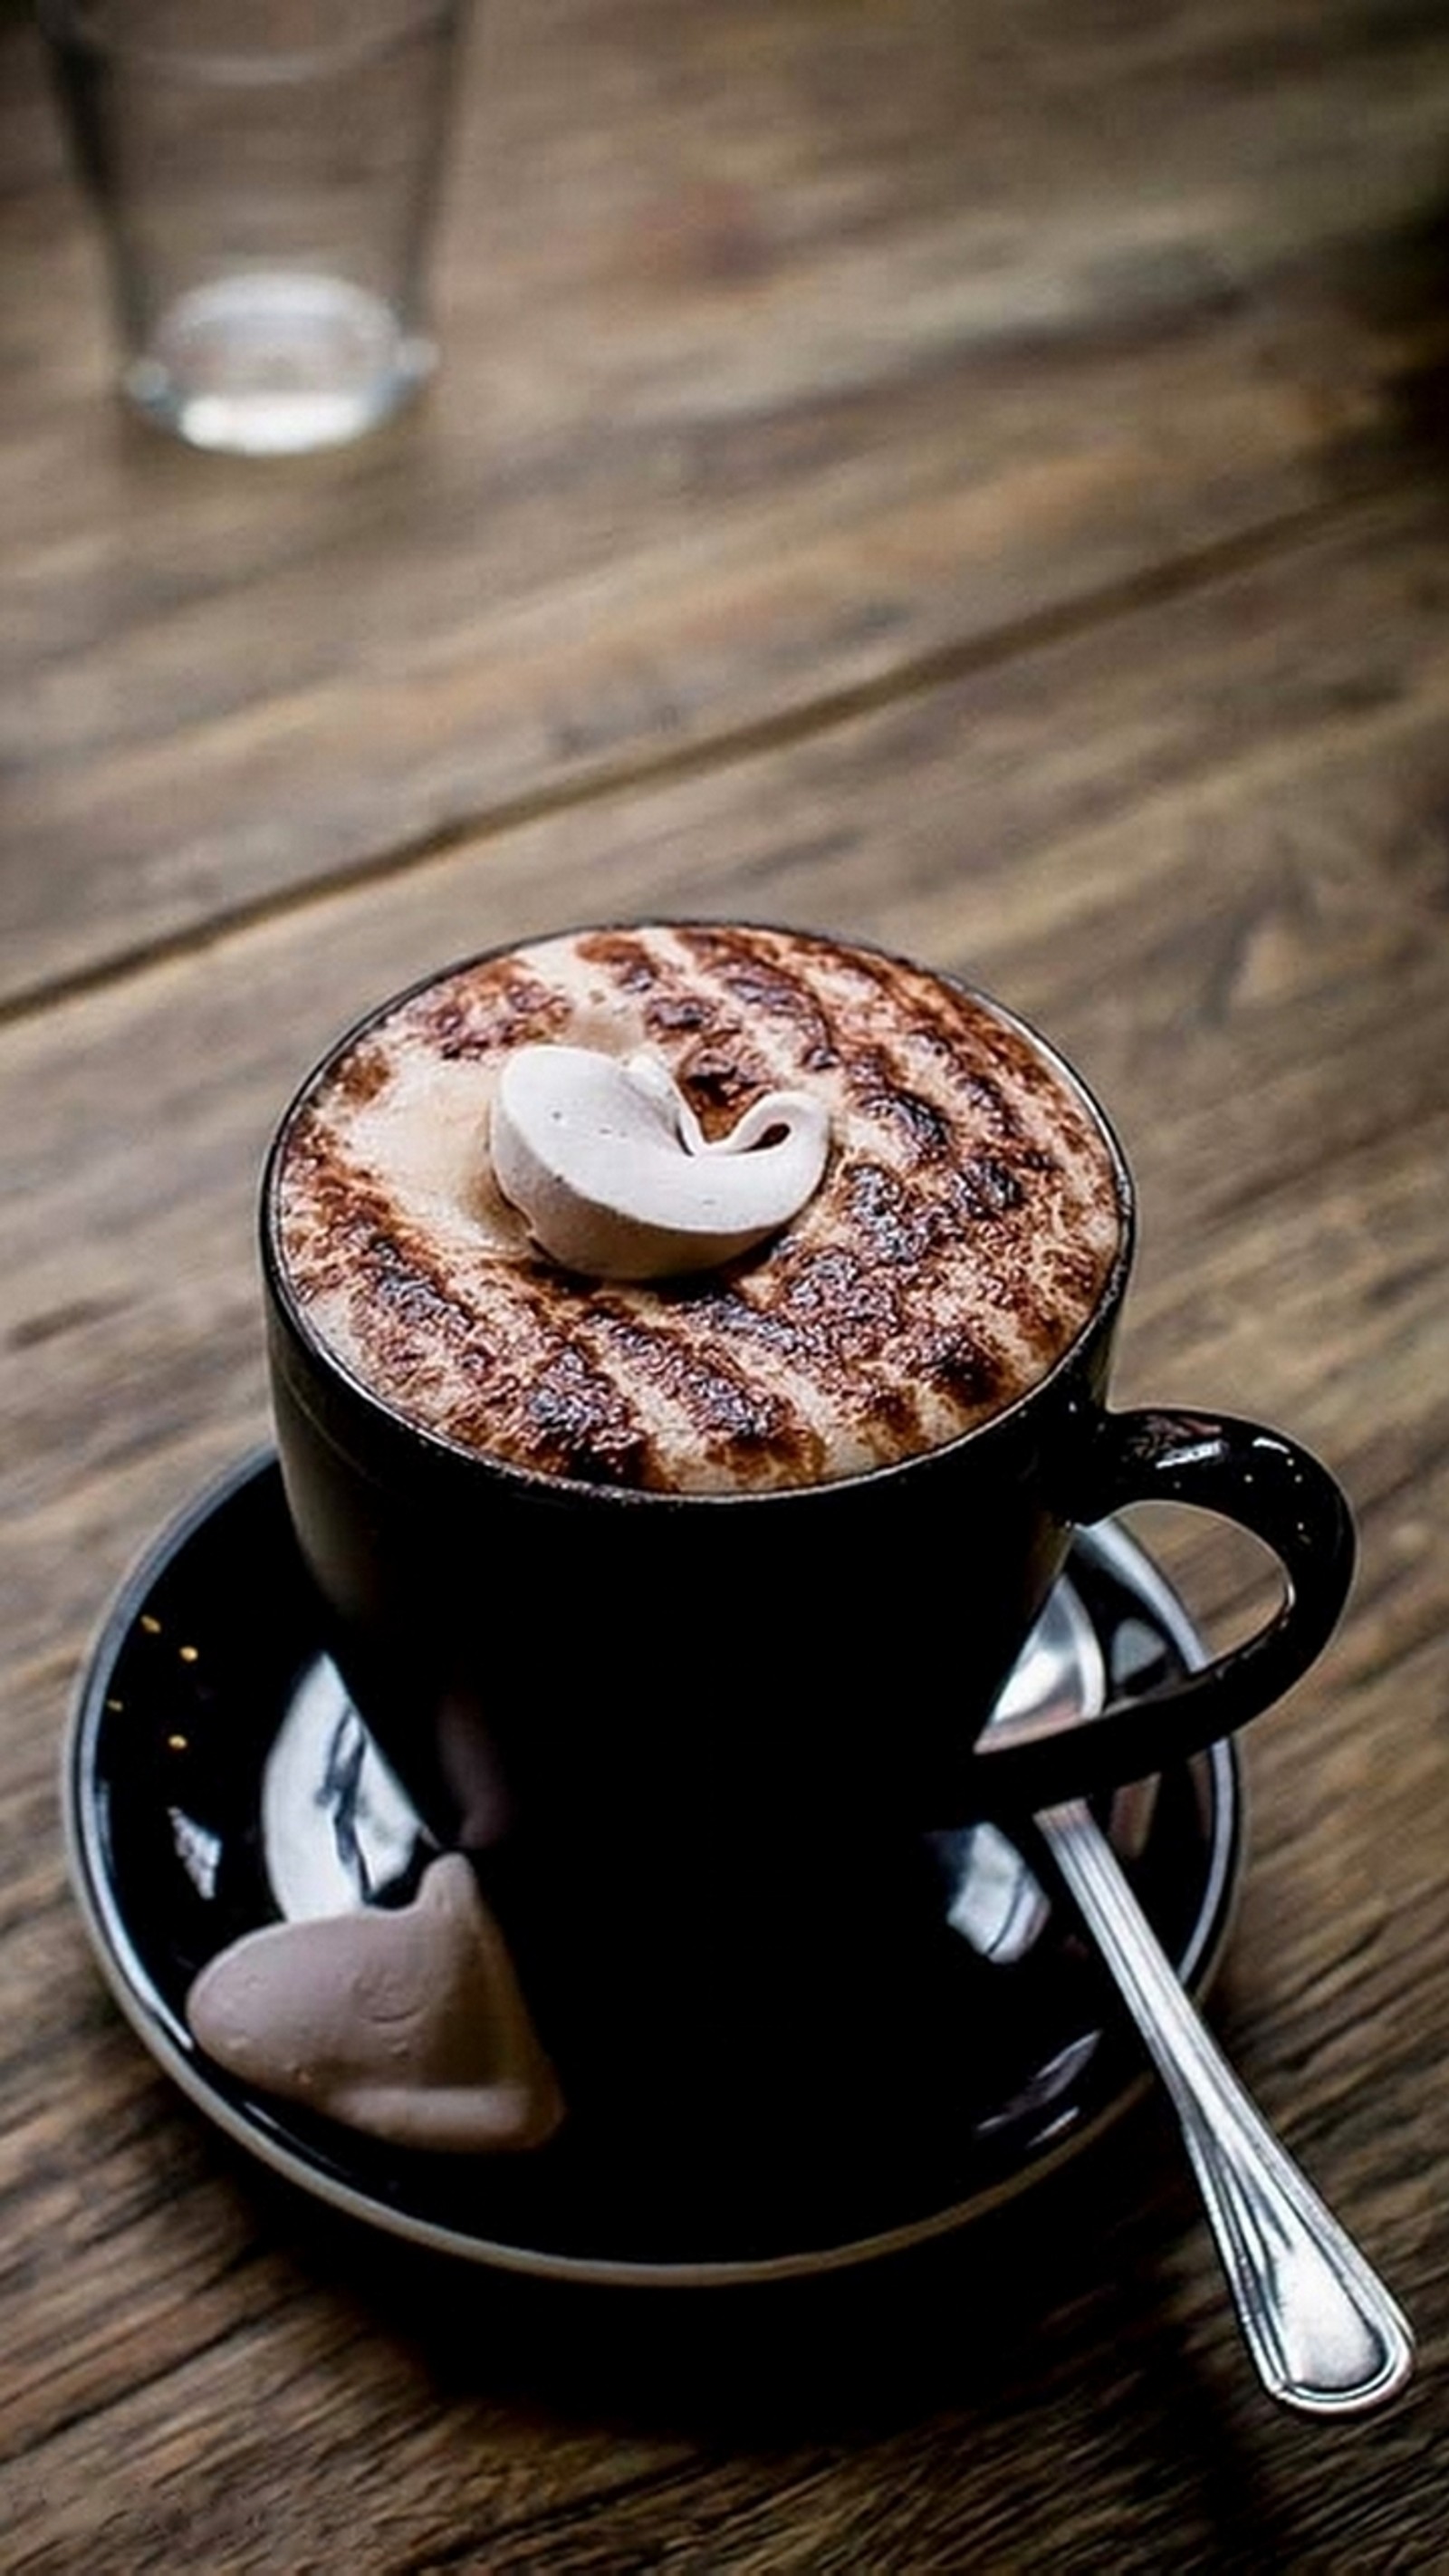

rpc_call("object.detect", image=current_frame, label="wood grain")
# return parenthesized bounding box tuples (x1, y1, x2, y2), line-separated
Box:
(5, 482, 1449, 2569)
(7, 0, 1449, 1006)
(5, 4, 1449, 2568)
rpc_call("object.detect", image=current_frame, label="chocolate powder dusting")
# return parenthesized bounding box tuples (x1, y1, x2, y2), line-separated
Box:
(275, 925, 1123, 1493)
(412, 966, 570, 1061)
(513, 1346, 652, 1487)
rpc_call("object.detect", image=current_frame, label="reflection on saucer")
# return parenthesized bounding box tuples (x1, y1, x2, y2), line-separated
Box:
(263, 1657, 427, 1921)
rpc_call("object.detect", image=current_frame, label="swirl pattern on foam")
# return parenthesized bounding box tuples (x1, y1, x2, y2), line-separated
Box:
(274, 925, 1124, 1494)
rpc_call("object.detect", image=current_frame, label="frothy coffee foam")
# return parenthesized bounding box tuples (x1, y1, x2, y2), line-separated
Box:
(275, 925, 1123, 1494)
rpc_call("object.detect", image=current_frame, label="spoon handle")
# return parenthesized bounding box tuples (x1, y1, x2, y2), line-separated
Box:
(1040, 1798, 1415, 2416)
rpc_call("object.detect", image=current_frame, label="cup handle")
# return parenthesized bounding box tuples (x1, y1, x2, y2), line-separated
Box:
(973, 1408, 1356, 1810)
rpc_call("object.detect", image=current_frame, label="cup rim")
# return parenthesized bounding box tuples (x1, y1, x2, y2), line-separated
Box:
(37, 0, 460, 82)
(261, 919, 1138, 1509)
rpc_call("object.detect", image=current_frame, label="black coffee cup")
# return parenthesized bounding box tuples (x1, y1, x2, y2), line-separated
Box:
(261, 940, 1353, 2150)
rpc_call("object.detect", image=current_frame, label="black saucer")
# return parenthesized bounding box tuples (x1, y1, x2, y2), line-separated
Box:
(65, 1451, 1243, 2286)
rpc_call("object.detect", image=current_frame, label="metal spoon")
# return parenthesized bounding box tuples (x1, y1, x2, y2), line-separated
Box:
(985, 1578, 1415, 2416)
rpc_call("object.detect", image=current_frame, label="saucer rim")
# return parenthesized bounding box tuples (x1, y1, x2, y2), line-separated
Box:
(63, 1447, 1243, 2290)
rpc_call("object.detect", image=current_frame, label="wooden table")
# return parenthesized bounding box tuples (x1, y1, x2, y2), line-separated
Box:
(4, 0, 1448, 2562)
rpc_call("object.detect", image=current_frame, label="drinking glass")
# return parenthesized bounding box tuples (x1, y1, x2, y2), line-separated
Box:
(42, 0, 465, 456)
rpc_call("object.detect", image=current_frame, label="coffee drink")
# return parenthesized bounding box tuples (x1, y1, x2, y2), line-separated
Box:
(254, 918, 1352, 2176)
(273, 922, 1125, 1493)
